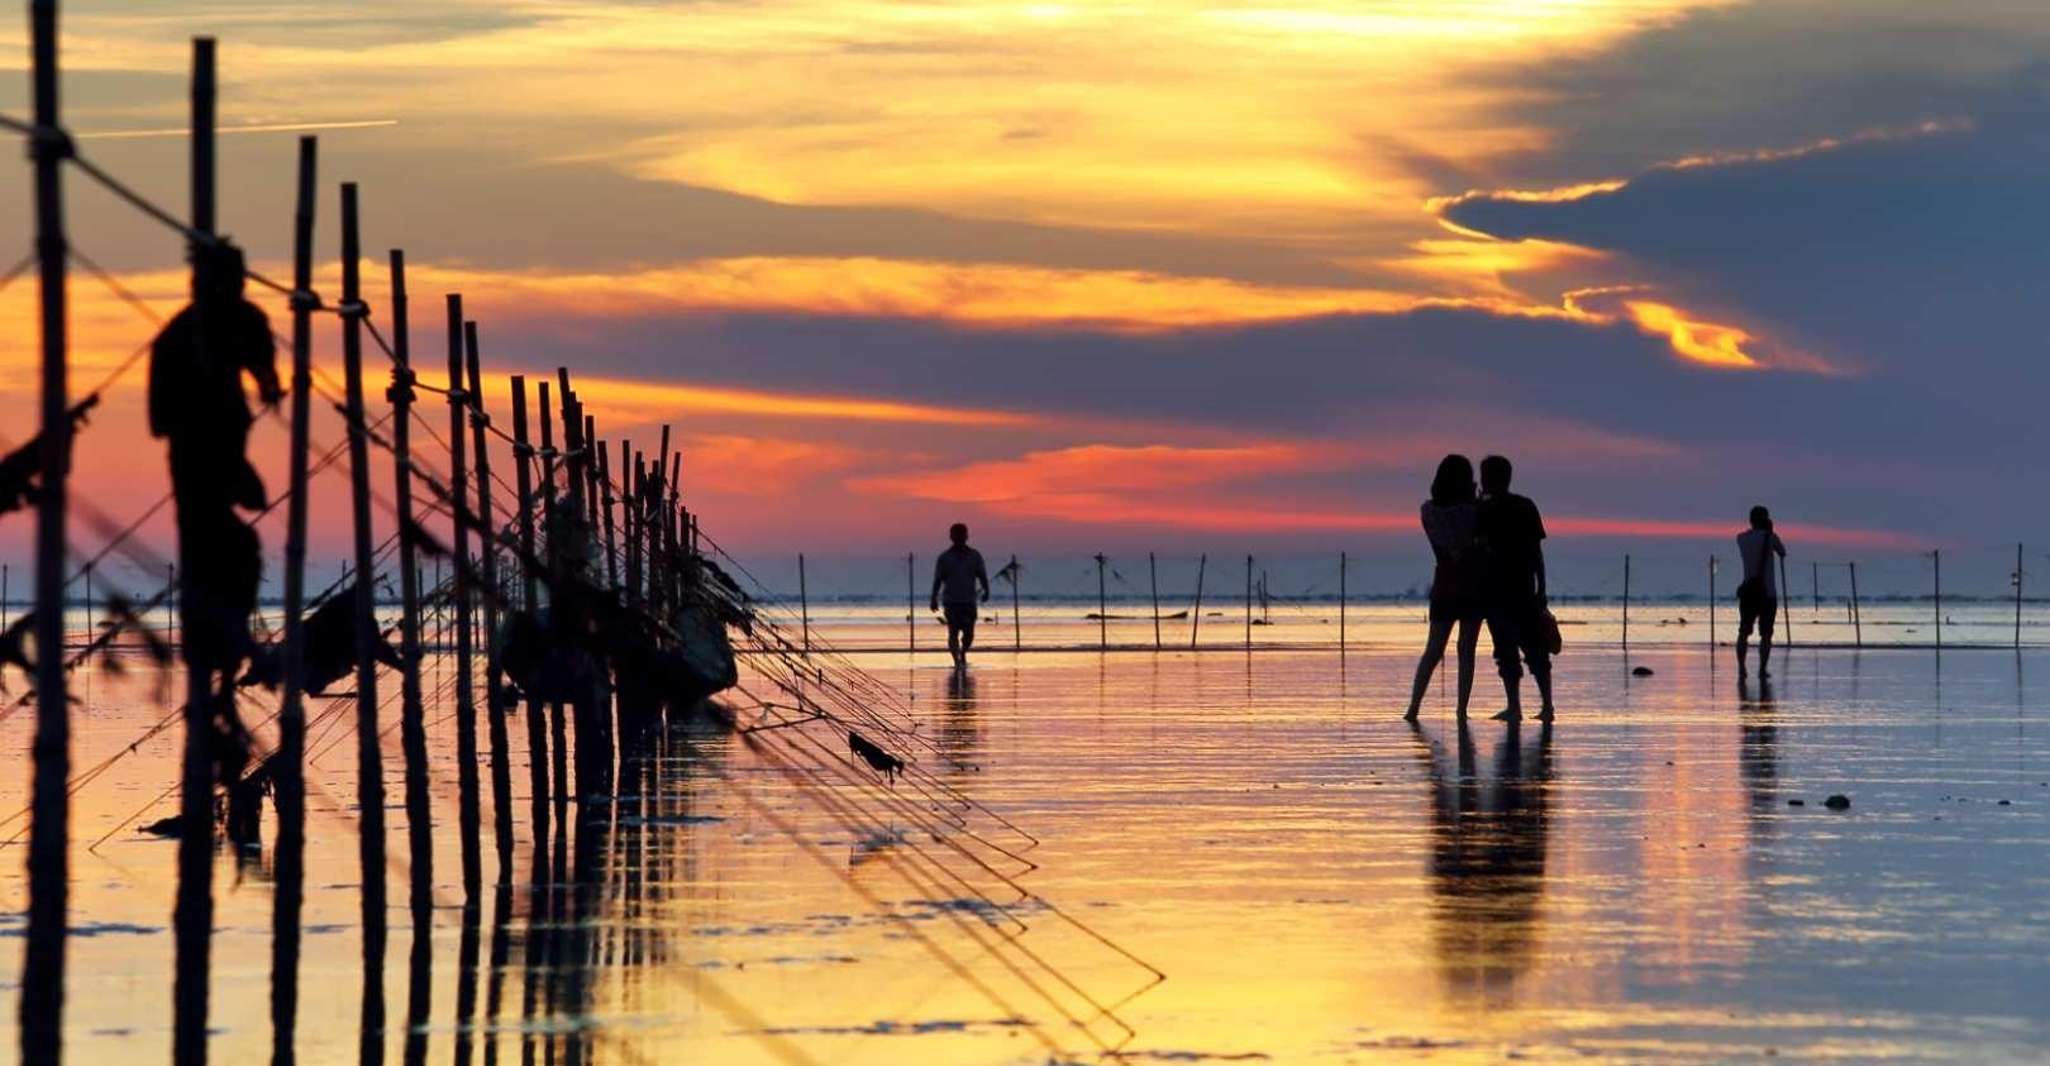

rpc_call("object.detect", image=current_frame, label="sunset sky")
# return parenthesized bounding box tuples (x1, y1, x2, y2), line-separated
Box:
(2, 0, 2046, 590)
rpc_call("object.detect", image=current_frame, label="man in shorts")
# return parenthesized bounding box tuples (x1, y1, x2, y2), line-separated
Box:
(1477, 455, 1555, 723)
(929, 523, 990, 668)
(1736, 505, 1788, 678)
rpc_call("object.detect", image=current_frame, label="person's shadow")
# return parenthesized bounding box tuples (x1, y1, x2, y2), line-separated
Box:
(1739, 676, 1779, 820)
(1410, 719, 1555, 1006)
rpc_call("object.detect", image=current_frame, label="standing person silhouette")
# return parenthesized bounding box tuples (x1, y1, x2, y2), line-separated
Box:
(1477, 456, 1554, 723)
(1406, 455, 1484, 721)
(929, 523, 990, 669)
(1735, 505, 1788, 678)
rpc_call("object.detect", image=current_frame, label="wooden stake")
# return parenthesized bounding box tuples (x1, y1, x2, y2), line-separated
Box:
(465, 321, 512, 880)
(595, 424, 619, 591)
(1622, 554, 1631, 652)
(1778, 552, 1791, 650)
(1096, 553, 1108, 651)
(439, 294, 480, 900)
(2017, 543, 2025, 651)
(509, 378, 547, 823)
(269, 134, 316, 1066)
(339, 182, 388, 1062)
(386, 250, 436, 926)
(1149, 552, 1161, 651)
(798, 554, 811, 656)
(1338, 552, 1346, 658)
(23, 3, 72, 1059)
(1933, 549, 1942, 653)
(1190, 553, 1206, 650)
(1244, 555, 1253, 651)
(536, 382, 568, 804)
(173, 38, 218, 1066)
(1009, 554, 1021, 652)
(1708, 555, 1716, 652)
(1849, 561, 1863, 648)
(907, 552, 916, 655)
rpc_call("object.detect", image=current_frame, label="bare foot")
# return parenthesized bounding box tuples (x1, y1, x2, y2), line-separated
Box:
(1535, 708, 1555, 723)
(1491, 708, 1522, 723)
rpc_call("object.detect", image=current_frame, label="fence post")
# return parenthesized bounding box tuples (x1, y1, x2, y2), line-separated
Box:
(1338, 551, 1347, 659)
(1622, 553, 1631, 652)
(907, 552, 915, 656)
(2017, 543, 2025, 651)
(1849, 561, 1863, 648)
(1778, 551, 1792, 651)
(1933, 548, 1942, 653)
(798, 553, 810, 656)
(1149, 552, 1161, 651)
(1010, 554, 1021, 652)
(1244, 554, 1253, 651)
(1190, 553, 1206, 650)
(1708, 555, 1717, 651)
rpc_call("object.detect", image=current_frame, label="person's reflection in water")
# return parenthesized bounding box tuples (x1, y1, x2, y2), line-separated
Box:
(1411, 720, 1555, 1006)
(940, 668, 981, 777)
(1738, 677, 1779, 820)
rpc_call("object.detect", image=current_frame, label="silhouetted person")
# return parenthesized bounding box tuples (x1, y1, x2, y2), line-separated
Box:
(149, 240, 280, 688)
(929, 523, 989, 668)
(1735, 505, 1787, 677)
(1477, 455, 1554, 722)
(1407, 454, 1483, 721)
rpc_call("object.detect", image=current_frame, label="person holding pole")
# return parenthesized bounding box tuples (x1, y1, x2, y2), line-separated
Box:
(930, 523, 990, 669)
(1405, 455, 1483, 721)
(1736, 505, 1788, 678)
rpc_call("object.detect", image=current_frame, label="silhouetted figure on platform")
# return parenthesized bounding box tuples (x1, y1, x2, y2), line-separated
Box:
(1408, 454, 1483, 721)
(1477, 456, 1554, 723)
(149, 240, 281, 799)
(1735, 505, 1787, 678)
(929, 523, 989, 668)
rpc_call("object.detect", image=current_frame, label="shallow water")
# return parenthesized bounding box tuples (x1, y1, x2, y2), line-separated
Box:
(2, 635, 2047, 1063)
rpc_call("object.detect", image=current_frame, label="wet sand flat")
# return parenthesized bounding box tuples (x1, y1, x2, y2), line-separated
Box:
(4, 643, 2047, 1063)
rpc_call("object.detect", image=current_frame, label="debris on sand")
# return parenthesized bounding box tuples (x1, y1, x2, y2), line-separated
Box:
(1787, 799, 1805, 807)
(1823, 794, 1851, 810)
(1631, 666, 1654, 677)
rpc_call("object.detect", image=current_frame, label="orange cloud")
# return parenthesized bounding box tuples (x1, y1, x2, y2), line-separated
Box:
(675, 433, 868, 497)
(852, 442, 1345, 503)
(1618, 300, 1757, 369)
(564, 375, 1036, 429)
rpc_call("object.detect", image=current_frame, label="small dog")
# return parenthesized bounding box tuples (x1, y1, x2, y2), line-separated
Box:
(848, 730, 903, 783)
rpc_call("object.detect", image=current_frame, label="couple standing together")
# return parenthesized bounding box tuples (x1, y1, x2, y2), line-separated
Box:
(1405, 455, 1555, 724)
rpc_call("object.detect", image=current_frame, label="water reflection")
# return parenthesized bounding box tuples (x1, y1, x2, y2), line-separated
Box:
(1739, 677, 1778, 822)
(1412, 721, 1554, 1007)
(939, 669, 980, 777)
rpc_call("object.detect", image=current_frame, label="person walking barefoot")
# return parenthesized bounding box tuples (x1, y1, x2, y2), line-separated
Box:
(929, 523, 990, 669)
(1406, 455, 1483, 721)
(1477, 456, 1555, 724)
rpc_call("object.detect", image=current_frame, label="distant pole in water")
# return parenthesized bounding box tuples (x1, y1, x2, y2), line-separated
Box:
(23, 1, 72, 1058)
(907, 552, 915, 656)
(443, 294, 479, 898)
(1338, 551, 1346, 659)
(1010, 554, 1021, 652)
(1778, 551, 1792, 651)
(1150, 552, 1162, 651)
(81, 561, 90, 647)
(508, 378, 548, 828)
(1245, 554, 1253, 652)
(1622, 554, 1631, 652)
(466, 322, 512, 879)
(1707, 555, 1717, 651)
(2016, 543, 2025, 651)
(1932, 549, 1942, 653)
(339, 182, 390, 1064)
(1849, 561, 1863, 648)
(1813, 560, 1821, 619)
(1096, 553, 1108, 651)
(271, 134, 318, 1066)
(798, 553, 811, 656)
(1190, 553, 1206, 650)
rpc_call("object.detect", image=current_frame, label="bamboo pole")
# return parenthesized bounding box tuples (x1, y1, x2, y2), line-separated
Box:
(173, 39, 219, 1066)
(465, 322, 512, 880)
(1778, 551, 1791, 651)
(798, 554, 811, 656)
(2017, 543, 2025, 651)
(596, 426, 619, 592)
(509, 379, 547, 823)
(386, 250, 436, 929)
(1933, 548, 1942, 653)
(1009, 554, 1021, 652)
(1244, 555, 1253, 651)
(1149, 552, 1161, 651)
(1096, 553, 1107, 651)
(440, 295, 480, 900)
(907, 552, 916, 655)
(1338, 551, 1346, 659)
(536, 383, 568, 805)
(22, 2, 71, 1059)
(1616, 554, 1627, 652)
(269, 134, 317, 1066)
(1708, 555, 1716, 651)
(1190, 553, 1206, 650)
(1849, 562, 1863, 648)
(339, 181, 389, 1064)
